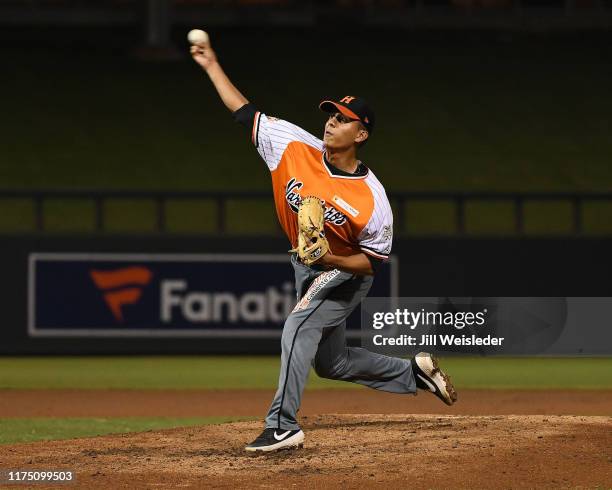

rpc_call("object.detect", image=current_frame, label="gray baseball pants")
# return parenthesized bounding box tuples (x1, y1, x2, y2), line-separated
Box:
(265, 255, 417, 430)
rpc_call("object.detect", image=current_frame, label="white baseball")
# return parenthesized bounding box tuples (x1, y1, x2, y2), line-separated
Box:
(187, 29, 209, 45)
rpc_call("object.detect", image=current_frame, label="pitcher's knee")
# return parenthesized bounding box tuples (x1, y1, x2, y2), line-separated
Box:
(313, 356, 346, 380)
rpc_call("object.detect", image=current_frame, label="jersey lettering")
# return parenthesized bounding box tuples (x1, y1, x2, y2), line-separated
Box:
(285, 178, 348, 226)
(285, 178, 303, 212)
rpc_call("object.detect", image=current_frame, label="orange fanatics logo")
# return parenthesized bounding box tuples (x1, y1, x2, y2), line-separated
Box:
(340, 96, 355, 104)
(90, 266, 153, 322)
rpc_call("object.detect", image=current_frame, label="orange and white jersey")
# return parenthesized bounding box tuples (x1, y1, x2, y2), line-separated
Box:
(251, 111, 393, 260)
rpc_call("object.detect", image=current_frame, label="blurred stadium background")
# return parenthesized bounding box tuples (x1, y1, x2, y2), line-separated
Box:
(0, 0, 610, 448)
(2, 1, 612, 236)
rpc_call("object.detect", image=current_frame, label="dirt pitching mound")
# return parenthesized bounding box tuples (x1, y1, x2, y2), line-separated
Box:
(2, 414, 611, 489)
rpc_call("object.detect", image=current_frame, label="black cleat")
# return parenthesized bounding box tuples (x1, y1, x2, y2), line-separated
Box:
(413, 352, 458, 406)
(244, 428, 305, 452)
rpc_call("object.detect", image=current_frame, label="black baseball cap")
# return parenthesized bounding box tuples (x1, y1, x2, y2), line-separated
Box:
(319, 96, 376, 135)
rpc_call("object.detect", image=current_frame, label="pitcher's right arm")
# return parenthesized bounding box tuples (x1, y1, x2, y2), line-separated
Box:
(191, 41, 248, 112)
(191, 40, 321, 171)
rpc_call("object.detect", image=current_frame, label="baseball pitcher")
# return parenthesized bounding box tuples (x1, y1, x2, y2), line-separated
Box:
(191, 36, 457, 452)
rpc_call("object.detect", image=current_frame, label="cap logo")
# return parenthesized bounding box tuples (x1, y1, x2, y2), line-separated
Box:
(364, 117, 369, 123)
(340, 96, 355, 104)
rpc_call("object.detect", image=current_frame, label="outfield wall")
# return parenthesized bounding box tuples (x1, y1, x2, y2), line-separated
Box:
(1, 235, 610, 354)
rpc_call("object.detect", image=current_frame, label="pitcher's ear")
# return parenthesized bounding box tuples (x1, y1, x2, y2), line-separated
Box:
(355, 128, 369, 144)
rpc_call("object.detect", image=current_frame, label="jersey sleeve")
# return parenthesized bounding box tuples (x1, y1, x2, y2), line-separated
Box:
(233, 103, 322, 171)
(358, 177, 394, 260)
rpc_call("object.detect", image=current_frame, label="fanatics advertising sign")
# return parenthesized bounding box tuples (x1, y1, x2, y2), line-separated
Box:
(28, 253, 397, 338)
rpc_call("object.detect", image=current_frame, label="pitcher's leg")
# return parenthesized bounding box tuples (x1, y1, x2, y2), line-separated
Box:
(264, 312, 325, 430)
(313, 322, 416, 394)
(264, 268, 352, 430)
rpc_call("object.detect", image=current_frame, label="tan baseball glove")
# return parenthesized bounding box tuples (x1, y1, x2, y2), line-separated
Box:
(289, 196, 330, 266)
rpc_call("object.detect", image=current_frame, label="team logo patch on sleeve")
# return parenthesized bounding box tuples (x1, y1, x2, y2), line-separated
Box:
(383, 225, 393, 241)
(382, 225, 393, 254)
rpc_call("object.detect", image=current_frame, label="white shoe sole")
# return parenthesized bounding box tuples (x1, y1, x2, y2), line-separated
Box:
(415, 353, 457, 406)
(244, 430, 305, 452)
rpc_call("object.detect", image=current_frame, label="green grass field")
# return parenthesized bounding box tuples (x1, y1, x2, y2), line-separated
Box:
(1, 356, 610, 444)
(0, 416, 252, 445)
(1, 356, 610, 391)
(2, 31, 612, 234)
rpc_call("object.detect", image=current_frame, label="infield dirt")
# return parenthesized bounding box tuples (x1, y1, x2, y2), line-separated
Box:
(1, 388, 611, 417)
(1, 414, 611, 489)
